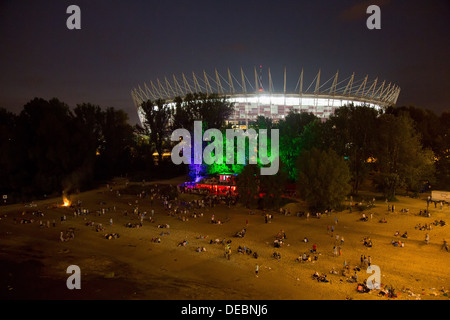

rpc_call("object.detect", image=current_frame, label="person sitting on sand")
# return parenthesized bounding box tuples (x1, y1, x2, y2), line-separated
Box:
(234, 228, 246, 238)
(272, 252, 281, 259)
(317, 273, 329, 283)
(302, 253, 308, 262)
(177, 240, 187, 247)
(209, 238, 221, 244)
(363, 237, 373, 247)
(330, 267, 338, 275)
(391, 240, 404, 247)
(357, 282, 370, 293)
(347, 271, 358, 283)
(378, 286, 389, 296)
(274, 239, 283, 248)
(104, 233, 119, 240)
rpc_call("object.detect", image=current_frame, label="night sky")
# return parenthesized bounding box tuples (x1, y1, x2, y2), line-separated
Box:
(1, 0, 449, 124)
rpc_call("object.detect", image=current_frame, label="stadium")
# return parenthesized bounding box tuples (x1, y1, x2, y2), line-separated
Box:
(131, 66, 400, 127)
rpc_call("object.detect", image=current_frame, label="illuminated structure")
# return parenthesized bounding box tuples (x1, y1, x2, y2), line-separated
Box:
(131, 66, 400, 126)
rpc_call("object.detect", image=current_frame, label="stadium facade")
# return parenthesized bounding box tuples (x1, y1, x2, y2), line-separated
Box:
(131, 67, 400, 127)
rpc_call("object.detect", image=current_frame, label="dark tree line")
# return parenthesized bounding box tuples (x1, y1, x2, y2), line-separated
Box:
(239, 104, 449, 210)
(0, 94, 234, 203)
(0, 95, 448, 210)
(0, 98, 139, 202)
(138, 92, 235, 178)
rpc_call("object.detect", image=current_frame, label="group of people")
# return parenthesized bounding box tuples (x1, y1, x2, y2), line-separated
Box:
(362, 237, 373, 248)
(59, 229, 75, 242)
(195, 246, 207, 252)
(296, 252, 318, 263)
(179, 184, 238, 208)
(210, 214, 224, 225)
(272, 251, 281, 259)
(312, 271, 329, 283)
(415, 223, 432, 231)
(125, 222, 142, 228)
(360, 255, 372, 267)
(378, 217, 387, 223)
(393, 231, 408, 238)
(237, 245, 258, 258)
(104, 232, 120, 240)
(234, 227, 247, 238)
(177, 240, 188, 247)
(432, 219, 446, 227)
(332, 245, 342, 257)
(274, 230, 287, 248)
(391, 239, 405, 247)
(264, 213, 273, 223)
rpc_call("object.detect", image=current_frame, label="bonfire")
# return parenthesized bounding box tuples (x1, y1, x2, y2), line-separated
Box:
(61, 193, 71, 207)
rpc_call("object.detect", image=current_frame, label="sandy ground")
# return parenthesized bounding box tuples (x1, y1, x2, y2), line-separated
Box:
(0, 177, 449, 300)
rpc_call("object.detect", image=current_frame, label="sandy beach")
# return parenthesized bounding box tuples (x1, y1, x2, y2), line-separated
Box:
(0, 177, 449, 300)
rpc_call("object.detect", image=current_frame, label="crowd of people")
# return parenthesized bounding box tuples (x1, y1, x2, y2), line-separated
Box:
(59, 228, 75, 242)
(2, 178, 448, 300)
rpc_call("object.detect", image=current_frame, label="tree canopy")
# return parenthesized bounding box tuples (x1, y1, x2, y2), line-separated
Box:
(0, 95, 448, 206)
(296, 148, 351, 211)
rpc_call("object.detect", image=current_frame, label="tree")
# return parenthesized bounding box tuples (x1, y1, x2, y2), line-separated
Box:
(172, 92, 234, 132)
(68, 103, 104, 191)
(277, 111, 318, 180)
(260, 167, 288, 210)
(171, 93, 235, 179)
(435, 112, 450, 189)
(236, 164, 260, 208)
(0, 108, 19, 196)
(327, 104, 379, 195)
(17, 98, 76, 195)
(296, 148, 351, 211)
(386, 106, 442, 154)
(140, 99, 172, 164)
(373, 114, 435, 199)
(253, 115, 274, 131)
(94, 107, 135, 179)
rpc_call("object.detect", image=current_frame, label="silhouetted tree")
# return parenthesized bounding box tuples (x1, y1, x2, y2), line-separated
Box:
(296, 148, 351, 211)
(373, 114, 435, 199)
(327, 104, 379, 195)
(140, 99, 172, 164)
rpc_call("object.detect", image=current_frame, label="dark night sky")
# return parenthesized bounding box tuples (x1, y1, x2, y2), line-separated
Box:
(0, 0, 449, 124)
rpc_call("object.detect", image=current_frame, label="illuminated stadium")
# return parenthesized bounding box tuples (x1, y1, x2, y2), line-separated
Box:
(131, 67, 400, 126)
